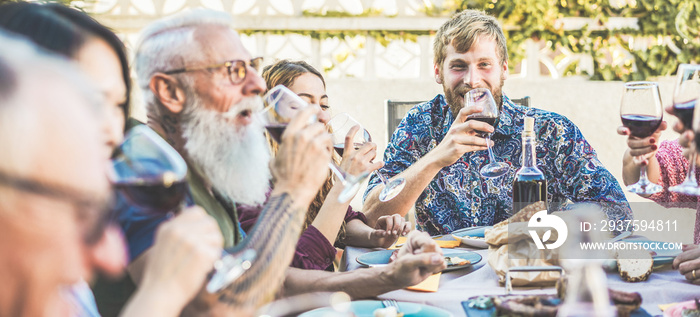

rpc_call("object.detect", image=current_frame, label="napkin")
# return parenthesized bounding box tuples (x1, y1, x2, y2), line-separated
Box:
(406, 273, 441, 292)
(389, 237, 461, 250)
(389, 237, 407, 249)
(659, 303, 677, 311)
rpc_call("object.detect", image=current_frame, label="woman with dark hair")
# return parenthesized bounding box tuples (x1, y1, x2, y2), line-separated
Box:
(0, 2, 225, 317)
(47, 3, 132, 127)
(0, 1, 129, 159)
(237, 59, 410, 271)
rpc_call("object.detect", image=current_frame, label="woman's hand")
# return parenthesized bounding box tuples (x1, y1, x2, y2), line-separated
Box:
(673, 244, 700, 285)
(617, 121, 667, 165)
(369, 214, 411, 249)
(337, 125, 383, 177)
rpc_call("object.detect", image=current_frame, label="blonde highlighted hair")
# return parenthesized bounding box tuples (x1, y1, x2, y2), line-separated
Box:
(433, 10, 508, 68)
(261, 59, 347, 244)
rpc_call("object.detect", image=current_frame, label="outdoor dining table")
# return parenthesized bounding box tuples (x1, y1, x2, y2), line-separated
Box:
(341, 246, 700, 317)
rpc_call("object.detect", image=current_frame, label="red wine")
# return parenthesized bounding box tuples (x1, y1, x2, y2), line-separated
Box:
(333, 143, 363, 156)
(115, 179, 187, 214)
(674, 99, 696, 130)
(266, 124, 287, 143)
(512, 172, 547, 215)
(467, 116, 499, 137)
(621, 114, 662, 138)
(467, 116, 499, 128)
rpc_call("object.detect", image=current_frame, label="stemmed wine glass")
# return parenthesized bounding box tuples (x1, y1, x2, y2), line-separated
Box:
(620, 82, 664, 195)
(110, 125, 188, 214)
(328, 113, 406, 202)
(692, 96, 700, 186)
(466, 88, 510, 178)
(260, 85, 365, 203)
(108, 125, 256, 294)
(669, 64, 700, 195)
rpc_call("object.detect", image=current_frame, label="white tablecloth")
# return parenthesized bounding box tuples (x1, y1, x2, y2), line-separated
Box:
(342, 247, 700, 316)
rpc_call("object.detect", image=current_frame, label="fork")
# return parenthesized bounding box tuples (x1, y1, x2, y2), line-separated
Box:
(382, 299, 401, 313)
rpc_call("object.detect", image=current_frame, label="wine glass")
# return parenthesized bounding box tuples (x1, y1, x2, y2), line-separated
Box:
(669, 64, 700, 195)
(110, 125, 188, 214)
(620, 81, 664, 195)
(465, 88, 510, 178)
(692, 96, 700, 182)
(108, 125, 256, 294)
(260, 85, 365, 203)
(328, 113, 406, 202)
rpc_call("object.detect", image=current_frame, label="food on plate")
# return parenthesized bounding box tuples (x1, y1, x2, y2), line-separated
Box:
(485, 288, 643, 317)
(389, 250, 470, 267)
(557, 276, 642, 317)
(373, 306, 403, 317)
(492, 295, 559, 317)
(389, 249, 399, 263)
(609, 289, 642, 317)
(616, 245, 653, 282)
(445, 256, 471, 266)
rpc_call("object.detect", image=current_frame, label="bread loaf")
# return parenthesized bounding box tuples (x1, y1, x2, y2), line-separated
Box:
(616, 244, 653, 282)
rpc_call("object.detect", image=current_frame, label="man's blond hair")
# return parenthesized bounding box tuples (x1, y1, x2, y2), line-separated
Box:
(433, 10, 508, 67)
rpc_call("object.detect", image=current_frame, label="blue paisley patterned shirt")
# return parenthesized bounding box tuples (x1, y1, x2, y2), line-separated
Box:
(365, 94, 631, 235)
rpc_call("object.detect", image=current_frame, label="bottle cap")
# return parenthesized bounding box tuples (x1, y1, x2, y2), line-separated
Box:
(524, 117, 534, 132)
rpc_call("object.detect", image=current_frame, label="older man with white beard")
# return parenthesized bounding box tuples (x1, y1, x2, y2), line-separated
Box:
(96, 9, 335, 317)
(100, 8, 449, 317)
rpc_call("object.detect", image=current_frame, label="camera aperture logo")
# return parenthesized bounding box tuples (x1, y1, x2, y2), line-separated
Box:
(528, 210, 568, 250)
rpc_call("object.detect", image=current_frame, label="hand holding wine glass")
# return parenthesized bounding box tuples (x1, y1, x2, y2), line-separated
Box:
(668, 64, 700, 195)
(261, 85, 364, 203)
(108, 126, 257, 294)
(671, 64, 700, 131)
(466, 88, 510, 178)
(328, 113, 406, 202)
(329, 116, 380, 178)
(269, 105, 334, 205)
(617, 121, 667, 159)
(620, 81, 664, 195)
(129, 206, 224, 316)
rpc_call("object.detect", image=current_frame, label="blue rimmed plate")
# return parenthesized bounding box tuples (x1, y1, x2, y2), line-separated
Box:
(299, 300, 453, 317)
(451, 226, 493, 249)
(356, 249, 482, 272)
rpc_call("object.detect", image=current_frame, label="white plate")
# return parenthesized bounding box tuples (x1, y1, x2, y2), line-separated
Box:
(451, 226, 492, 249)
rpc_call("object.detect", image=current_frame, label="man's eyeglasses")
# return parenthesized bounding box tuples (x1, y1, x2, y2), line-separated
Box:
(163, 57, 264, 85)
(0, 169, 112, 245)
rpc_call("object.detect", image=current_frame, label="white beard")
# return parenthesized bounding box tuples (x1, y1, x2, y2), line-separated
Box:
(182, 96, 271, 206)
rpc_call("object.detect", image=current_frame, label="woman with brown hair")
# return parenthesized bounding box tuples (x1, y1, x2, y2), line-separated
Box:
(239, 59, 410, 271)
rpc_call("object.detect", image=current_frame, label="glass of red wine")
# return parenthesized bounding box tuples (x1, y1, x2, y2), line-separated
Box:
(620, 81, 664, 195)
(110, 125, 188, 213)
(108, 125, 256, 294)
(669, 64, 700, 195)
(466, 88, 510, 178)
(328, 113, 406, 202)
(692, 96, 700, 178)
(260, 85, 365, 203)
